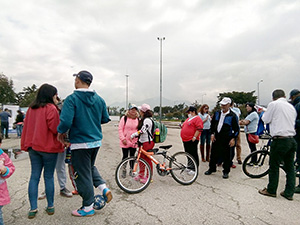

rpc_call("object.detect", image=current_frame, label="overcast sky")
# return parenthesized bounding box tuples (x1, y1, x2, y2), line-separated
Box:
(1, 0, 300, 109)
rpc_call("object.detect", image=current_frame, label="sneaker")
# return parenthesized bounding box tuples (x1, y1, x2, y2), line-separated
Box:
(237, 160, 242, 164)
(231, 164, 236, 169)
(102, 188, 112, 203)
(72, 207, 95, 217)
(222, 173, 229, 179)
(28, 209, 38, 219)
(60, 188, 72, 198)
(38, 191, 46, 200)
(204, 170, 215, 175)
(72, 190, 79, 195)
(186, 169, 196, 176)
(280, 191, 293, 201)
(45, 207, 55, 215)
(140, 177, 149, 184)
(258, 188, 276, 197)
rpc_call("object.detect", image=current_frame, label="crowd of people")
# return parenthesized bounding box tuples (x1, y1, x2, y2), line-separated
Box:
(0, 74, 299, 223)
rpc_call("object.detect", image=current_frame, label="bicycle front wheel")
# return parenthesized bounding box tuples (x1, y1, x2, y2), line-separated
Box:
(115, 157, 152, 194)
(242, 150, 270, 178)
(169, 152, 198, 185)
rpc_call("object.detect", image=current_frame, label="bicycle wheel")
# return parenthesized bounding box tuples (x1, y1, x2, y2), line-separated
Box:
(242, 150, 270, 178)
(115, 157, 152, 194)
(169, 152, 198, 185)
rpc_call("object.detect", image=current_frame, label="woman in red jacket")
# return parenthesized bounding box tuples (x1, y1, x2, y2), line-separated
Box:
(21, 83, 64, 219)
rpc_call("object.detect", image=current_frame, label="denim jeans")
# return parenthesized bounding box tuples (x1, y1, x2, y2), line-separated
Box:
(200, 129, 211, 146)
(0, 205, 3, 225)
(16, 124, 23, 137)
(28, 148, 58, 210)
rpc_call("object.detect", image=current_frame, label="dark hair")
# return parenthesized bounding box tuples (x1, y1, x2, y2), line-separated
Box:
(199, 104, 209, 115)
(246, 102, 256, 114)
(138, 110, 153, 130)
(30, 83, 58, 109)
(272, 89, 285, 100)
(0, 135, 2, 143)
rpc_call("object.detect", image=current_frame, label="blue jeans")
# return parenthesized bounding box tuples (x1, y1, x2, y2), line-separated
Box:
(16, 124, 23, 137)
(0, 205, 3, 225)
(200, 129, 211, 145)
(28, 148, 58, 210)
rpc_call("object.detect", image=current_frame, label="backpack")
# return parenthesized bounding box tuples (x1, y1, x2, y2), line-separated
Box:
(147, 119, 168, 143)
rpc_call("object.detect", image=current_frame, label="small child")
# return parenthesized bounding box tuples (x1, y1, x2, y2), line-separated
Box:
(0, 136, 16, 225)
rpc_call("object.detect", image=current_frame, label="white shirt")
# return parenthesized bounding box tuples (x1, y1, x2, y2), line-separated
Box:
(139, 118, 153, 143)
(217, 110, 230, 133)
(262, 97, 296, 137)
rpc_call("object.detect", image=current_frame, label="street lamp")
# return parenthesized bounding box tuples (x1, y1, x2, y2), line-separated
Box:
(157, 37, 165, 123)
(125, 74, 129, 110)
(202, 93, 206, 104)
(257, 79, 263, 105)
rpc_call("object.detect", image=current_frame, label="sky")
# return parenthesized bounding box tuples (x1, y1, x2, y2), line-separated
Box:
(1, 0, 300, 109)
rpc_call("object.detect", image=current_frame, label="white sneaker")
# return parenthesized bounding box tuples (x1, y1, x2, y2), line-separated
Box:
(186, 169, 196, 176)
(38, 191, 46, 200)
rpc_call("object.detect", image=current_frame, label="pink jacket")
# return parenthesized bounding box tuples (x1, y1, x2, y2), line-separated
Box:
(0, 149, 15, 206)
(118, 116, 139, 148)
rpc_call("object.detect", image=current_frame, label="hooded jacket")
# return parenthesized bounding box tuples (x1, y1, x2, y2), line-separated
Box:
(57, 89, 110, 144)
(0, 149, 15, 206)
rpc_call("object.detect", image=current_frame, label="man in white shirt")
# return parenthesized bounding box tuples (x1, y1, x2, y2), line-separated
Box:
(259, 89, 297, 200)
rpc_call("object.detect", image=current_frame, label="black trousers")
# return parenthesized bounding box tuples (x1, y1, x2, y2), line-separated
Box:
(209, 137, 231, 174)
(71, 147, 105, 206)
(1, 121, 9, 138)
(183, 139, 199, 170)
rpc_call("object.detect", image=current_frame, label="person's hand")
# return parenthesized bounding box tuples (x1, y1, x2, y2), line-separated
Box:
(229, 138, 235, 147)
(192, 136, 196, 142)
(57, 133, 69, 146)
(211, 135, 216, 142)
(122, 139, 127, 145)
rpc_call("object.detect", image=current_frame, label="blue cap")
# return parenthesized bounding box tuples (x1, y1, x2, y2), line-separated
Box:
(289, 89, 300, 99)
(73, 70, 93, 85)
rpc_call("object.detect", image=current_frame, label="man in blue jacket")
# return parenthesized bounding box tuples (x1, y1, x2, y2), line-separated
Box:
(0, 108, 11, 139)
(57, 70, 111, 217)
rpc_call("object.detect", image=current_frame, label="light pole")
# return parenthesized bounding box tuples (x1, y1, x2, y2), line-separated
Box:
(125, 74, 129, 110)
(257, 79, 263, 105)
(202, 93, 206, 104)
(157, 37, 165, 123)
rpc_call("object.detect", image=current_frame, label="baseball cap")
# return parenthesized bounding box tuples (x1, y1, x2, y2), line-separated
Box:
(185, 106, 197, 113)
(73, 70, 93, 85)
(129, 104, 138, 110)
(220, 97, 232, 105)
(289, 89, 300, 99)
(138, 104, 151, 112)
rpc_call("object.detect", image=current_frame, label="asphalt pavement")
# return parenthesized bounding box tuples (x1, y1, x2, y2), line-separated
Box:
(1, 121, 300, 225)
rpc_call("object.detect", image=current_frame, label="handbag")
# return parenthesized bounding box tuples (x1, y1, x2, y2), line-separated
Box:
(248, 133, 259, 144)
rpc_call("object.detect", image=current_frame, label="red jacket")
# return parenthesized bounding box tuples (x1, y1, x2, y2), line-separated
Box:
(21, 104, 64, 153)
(180, 116, 203, 142)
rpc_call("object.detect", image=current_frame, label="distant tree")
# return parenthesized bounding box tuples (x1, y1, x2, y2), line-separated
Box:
(191, 100, 201, 110)
(216, 91, 257, 106)
(0, 73, 16, 104)
(17, 84, 38, 107)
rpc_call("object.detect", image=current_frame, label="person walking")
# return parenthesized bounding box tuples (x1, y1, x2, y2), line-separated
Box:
(181, 106, 203, 173)
(259, 89, 297, 200)
(130, 104, 154, 183)
(21, 84, 64, 219)
(14, 110, 24, 138)
(118, 104, 139, 177)
(198, 104, 211, 162)
(239, 103, 259, 164)
(0, 109, 11, 139)
(204, 97, 239, 179)
(57, 70, 111, 217)
(289, 89, 300, 193)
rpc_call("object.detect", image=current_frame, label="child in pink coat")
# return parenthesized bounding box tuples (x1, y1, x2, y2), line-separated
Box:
(0, 136, 16, 225)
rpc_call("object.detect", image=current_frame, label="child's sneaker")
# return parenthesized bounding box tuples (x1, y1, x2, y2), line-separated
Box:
(102, 188, 112, 203)
(140, 177, 149, 184)
(38, 191, 46, 200)
(72, 207, 95, 217)
(72, 190, 79, 195)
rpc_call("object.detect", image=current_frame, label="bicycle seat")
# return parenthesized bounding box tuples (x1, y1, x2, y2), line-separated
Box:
(159, 145, 172, 150)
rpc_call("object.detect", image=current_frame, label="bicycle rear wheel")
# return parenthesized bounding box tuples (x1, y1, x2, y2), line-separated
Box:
(242, 150, 270, 178)
(169, 152, 198, 185)
(115, 157, 152, 194)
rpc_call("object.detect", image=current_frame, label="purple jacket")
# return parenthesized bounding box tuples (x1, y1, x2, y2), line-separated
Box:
(0, 149, 15, 206)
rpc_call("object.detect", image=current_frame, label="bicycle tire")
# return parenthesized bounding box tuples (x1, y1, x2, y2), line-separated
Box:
(169, 152, 198, 185)
(115, 157, 152, 194)
(242, 150, 270, 178)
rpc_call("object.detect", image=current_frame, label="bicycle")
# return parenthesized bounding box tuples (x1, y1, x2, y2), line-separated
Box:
(115, 144, 198, 194)
(242, 134, 272, 178)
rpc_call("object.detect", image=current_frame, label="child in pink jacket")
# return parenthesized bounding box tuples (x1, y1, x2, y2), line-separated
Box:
(0, 136, 16, 225)
(118, 104, 139, 177)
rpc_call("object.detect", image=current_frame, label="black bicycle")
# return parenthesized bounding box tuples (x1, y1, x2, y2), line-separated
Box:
(242, 134, 272, 178)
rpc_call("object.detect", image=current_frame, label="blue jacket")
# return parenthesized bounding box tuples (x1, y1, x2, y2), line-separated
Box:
(57, 89, 110, 144)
